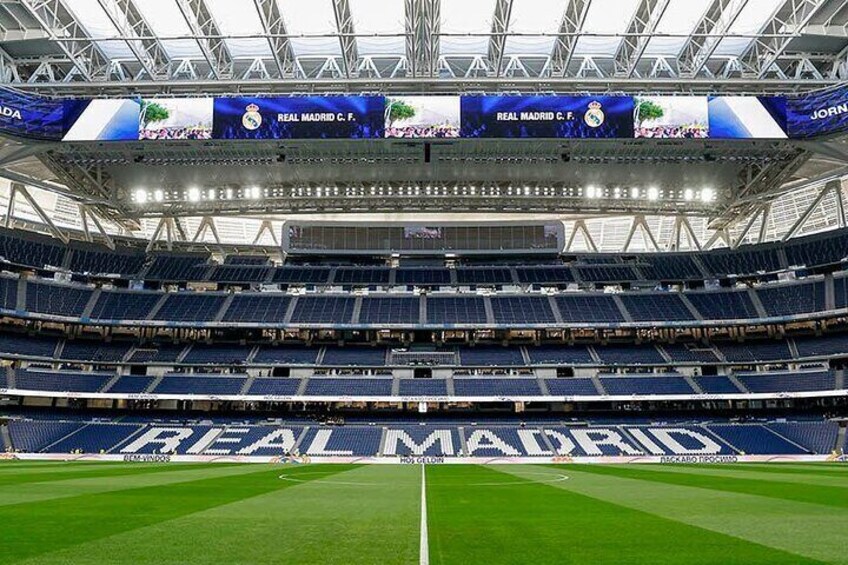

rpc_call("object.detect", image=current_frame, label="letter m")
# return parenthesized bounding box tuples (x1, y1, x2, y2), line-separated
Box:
(382, 430, 454, 456)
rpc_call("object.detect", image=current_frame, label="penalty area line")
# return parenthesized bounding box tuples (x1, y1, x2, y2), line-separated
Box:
(420, 463, 429, 565)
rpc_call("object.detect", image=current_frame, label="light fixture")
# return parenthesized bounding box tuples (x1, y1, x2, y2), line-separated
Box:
(630, 187, 640, 199)
(647, 187, 659, 201)
(153, 189, 164, 202)
(133, 189, 147, 204)
(187, 187, 200, 202)
(683, 188, 694, 201)
(701, 187, 715, 202)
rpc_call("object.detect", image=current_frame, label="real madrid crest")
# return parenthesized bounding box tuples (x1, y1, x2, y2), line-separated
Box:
(584, 100, 605, 128)
(242, 103, 262, 130)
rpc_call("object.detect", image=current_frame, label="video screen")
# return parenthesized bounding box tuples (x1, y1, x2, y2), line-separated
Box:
(139, 98, 213, 140)
(404, 226, 443, 239)
(634, 96, 708, 139)
(708, 96, 787, 139)
(384, 96, 460, 138)
(62, 99, 141, 141)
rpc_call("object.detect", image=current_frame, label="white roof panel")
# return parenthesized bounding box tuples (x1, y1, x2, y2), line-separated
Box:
(278, 0, 342, 57)
(133, 0, 202, 59)
(440, 0, 497, 55)
(503, 0, 569, 55)
(574, 0, 640, 56)
(349, 0, 405, 56)
(204, 0, 271, 58)
(64, 0, 134, 60)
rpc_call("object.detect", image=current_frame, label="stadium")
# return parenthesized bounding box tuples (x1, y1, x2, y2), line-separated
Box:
(0, 0, 846, 562)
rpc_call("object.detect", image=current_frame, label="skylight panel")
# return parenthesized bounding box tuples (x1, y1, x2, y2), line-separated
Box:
(278, 0, 341, 56)
(349, 0, 405, 56)
(503, 0, 569, 56)
(440, 0, 496, 55)
(64, 0, 134, 59)
(205, 0, 271, 58)
(573, 0, 640, 57)
(713, 0, 783, 56)
(642, 0, 710, 56)
(133, 0, 202, 59)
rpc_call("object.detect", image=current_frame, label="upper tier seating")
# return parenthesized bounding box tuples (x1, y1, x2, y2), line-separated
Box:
(253, 345, 320, 365)
(397, 378, 448, 396)
(756, 281, 826, 317)
(0, 276, 16, 310)
(453, 378, 541, 396)
(426, 296, 487, 324)
(68, 246, 145, 277)
(660, 343, 720, 363)
(304, 377, 392, 396)
(459, 346, 525, 366)
(89, 290, 160, 321)
(554, 295, 623, 323)
(637, 254, 704, 281)
(526, 345, 595, 365)
(153, 293, 226, 322)
(693, 375, 742, 393)
(247, 377, 301, 396)
(685, 290, 759, 320)
(334, 267, 391, 285)
(222, 294, 292, 323)
(395, 268, 451, 286)
(271, 267, 331, 285)
(359, 297, 420, 324)
(15, 369, 112, 393)
(208, 266, 270, 283)
(0, 332, 58, 358)
(153, 374, 246, 395)
(737, 371, 836, 393)
(544, 378, 599, 395)
(289, 296, 355, 324)
(699, 247, 783, 277)
(182, 344, 253, 365)
(620, 293, 694, 322)
(456, 267, 513, 285)
(490, 296, 556, 324)
(60, 340, 132, 363)
(127, 343, 186, 363)
(322, 347, 387, 366)
(794, 333, 848, 358)
(599, 376, 695, 395)
(515, 267, 573, 285)
(575, 265, 639, 283)
(144, 253, 210, 281)
(26, 282, 92, 317)
(594, 344, 665, 365)
(719, 340, 792, 363)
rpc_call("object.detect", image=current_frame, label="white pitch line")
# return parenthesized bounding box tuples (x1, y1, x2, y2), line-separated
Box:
(420, 463, 429, 565)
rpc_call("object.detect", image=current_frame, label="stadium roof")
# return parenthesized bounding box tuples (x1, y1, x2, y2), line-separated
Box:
(0, 0, 845, 94)
(0, 0, 845, 252)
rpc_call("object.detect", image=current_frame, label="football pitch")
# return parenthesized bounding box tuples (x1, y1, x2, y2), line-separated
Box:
(0, 461, 847, 564)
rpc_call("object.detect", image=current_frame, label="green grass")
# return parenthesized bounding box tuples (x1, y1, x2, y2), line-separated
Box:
(0, 461, 846, 564)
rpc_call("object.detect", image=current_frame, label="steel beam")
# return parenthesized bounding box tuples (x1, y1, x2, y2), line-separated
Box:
(613, 0, 671, 78)
(20, 0, 112, 81)
(405, 0, 439, 77)
(677, 0, 749, 77)
(332, 0, 359, 78)
(253, 0, 295, 79)
(486, 0, 513, 77)
(739, 0, 828, 78)
(175, 0, 233, 79)
(549, 0, 589, 77)
(96, 0, 171, 80)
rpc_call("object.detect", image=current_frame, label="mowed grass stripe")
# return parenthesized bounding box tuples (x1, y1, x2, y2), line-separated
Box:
(18, 465, 421, 565)
(567, 464, 848, 509)
(427, 465, 823, 565)
(0, 464, 355, 564)
(502, 465, 848, 565)
(613, 463, 848, 489)
(0, 462, 278, 508)
(0, 461, 242, 487)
